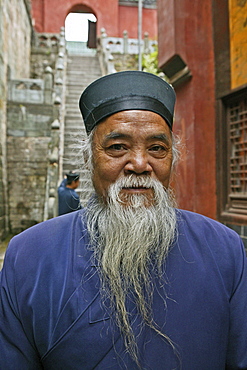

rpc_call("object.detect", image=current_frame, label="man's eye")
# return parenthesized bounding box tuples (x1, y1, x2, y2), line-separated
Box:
(108, 144, 126, 151)
(149, 145, 166, 152)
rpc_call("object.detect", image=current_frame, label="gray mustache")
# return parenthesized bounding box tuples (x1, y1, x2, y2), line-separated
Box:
(116, 175, 157, 189)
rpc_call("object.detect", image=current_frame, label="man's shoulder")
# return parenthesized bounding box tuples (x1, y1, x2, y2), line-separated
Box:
(4, 210, 88, 266)
(19, 209, 83, 233)
(177, 209, 236, 233)
(174, 209, 246, 298)
(176, 209, 243, 250)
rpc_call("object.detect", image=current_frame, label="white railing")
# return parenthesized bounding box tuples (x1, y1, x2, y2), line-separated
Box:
(98, 28, 157, 75)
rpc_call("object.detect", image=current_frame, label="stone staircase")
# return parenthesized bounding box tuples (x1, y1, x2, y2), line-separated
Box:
(62, 54, 103, 205)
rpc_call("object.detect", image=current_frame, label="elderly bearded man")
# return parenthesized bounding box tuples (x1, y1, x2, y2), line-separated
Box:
(1, 71, 247, 369)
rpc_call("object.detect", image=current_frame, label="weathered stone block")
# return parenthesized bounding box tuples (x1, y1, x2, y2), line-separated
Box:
(7, 102, 54, 137)
(7, 135, 50, 232)
(8, 79, 44, 103)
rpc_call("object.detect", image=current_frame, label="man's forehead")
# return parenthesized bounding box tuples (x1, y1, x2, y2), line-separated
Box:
(94, 110, 172, 141)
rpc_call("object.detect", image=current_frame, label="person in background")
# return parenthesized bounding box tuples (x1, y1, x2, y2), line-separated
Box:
(0, 71, 247, 369)
(57, 171, 81, 215)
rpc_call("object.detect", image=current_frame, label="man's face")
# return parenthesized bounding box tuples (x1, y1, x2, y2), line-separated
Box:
(72, 179, 80, 189)
(91, 110, 173, 204)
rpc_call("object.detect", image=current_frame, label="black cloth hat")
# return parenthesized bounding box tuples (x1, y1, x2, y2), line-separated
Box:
(79, 71, 176, 134)
(66, 171, 80, 182)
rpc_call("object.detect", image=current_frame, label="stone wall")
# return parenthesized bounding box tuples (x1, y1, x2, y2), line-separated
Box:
(5, 29, 67, 234)
(6, 101, 54, 233)
(0, 0, 32, 239)
(31, 33, 61, 79)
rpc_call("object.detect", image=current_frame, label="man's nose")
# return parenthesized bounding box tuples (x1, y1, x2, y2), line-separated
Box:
(124, 151, 152, 175)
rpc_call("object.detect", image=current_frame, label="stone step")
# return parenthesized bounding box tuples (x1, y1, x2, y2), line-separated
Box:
(64, 110, 81, 115)
(65, 99, 82, 105)
(64, 119, 82, 126)
(64, 125, 82, 130)
(67, 76, 99, 81)
(67, 72, 99, 78)
(65, 101, 82, 107)
(64, 133, 85, 139)
(65, 105, 82, 110)
(65, 98, 81, 103)
(66, 95, 84, 100)
(64, 114, 82, 120)
(67, 59, 98, 63)
(64, 130, 83, 136)
(65, 90, 83, 95)
(64, 126, 83, 132)
(68, 72, 101, 76)
(67, 57, 99, 63)
(65, 111, 82, 117)
(65, 104, 81, 109)
(67, 64, 98, 68)
(67, 72, 101, 78)
(66, 74, 101, 79)
(63, 145, 83, 152)
(64, 133, 82, 139)
(67, 64, 100, 70)
(64, 113, 83, 119)
(63, 122, 82, 129)
(66, 80, 91, 85)
(65, 90, 86, 95)
(64, 124, 82, 129)
(63, 140, 83, 149)
(65, 106, 81, 112)
(65, 113, 81, 118)
(66, 80, 94, 86)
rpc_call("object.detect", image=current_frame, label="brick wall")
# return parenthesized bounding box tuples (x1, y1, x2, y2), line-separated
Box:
(0, 0, 32, 239)
(7, 102, 54, 234)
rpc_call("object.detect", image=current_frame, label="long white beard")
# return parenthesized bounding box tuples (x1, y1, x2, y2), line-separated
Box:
(85, 175, 177, 365)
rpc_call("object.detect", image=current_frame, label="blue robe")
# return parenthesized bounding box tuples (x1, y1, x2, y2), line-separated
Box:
(1, 209, 247, 369)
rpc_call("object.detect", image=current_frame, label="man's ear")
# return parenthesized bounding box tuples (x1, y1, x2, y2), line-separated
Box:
(82, 131, 94, 170)
(83, 151, 90, 169)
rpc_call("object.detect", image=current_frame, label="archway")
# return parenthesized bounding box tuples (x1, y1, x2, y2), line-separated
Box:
(65, 5, 97, 54)
(65, 13, 97, 42)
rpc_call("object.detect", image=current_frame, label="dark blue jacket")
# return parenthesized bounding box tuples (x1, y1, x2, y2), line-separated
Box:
(57, 179, 81, 215)
(1, 209, 247, 369)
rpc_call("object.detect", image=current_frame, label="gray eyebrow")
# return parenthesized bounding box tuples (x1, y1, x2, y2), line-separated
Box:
(103, 132, 171, 146)
(147, 133, 171, 145)
(104, 132, 131, 140)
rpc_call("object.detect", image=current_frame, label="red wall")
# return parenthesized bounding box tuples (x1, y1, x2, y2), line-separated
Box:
(32, 0, 119, 36)
(118, 6, 157, 39)
(158, 0, 217, 219)
(31, 0, 157, 39)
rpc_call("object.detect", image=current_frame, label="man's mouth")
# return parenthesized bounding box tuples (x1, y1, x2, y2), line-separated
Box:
(121, 186, 152, 193)
(123, 185, 148, 188)
(115, 175, 156, 199)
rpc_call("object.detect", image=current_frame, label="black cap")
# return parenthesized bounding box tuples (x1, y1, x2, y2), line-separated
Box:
(66, 171, 80, 182)
(79, 71, 176, 134)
